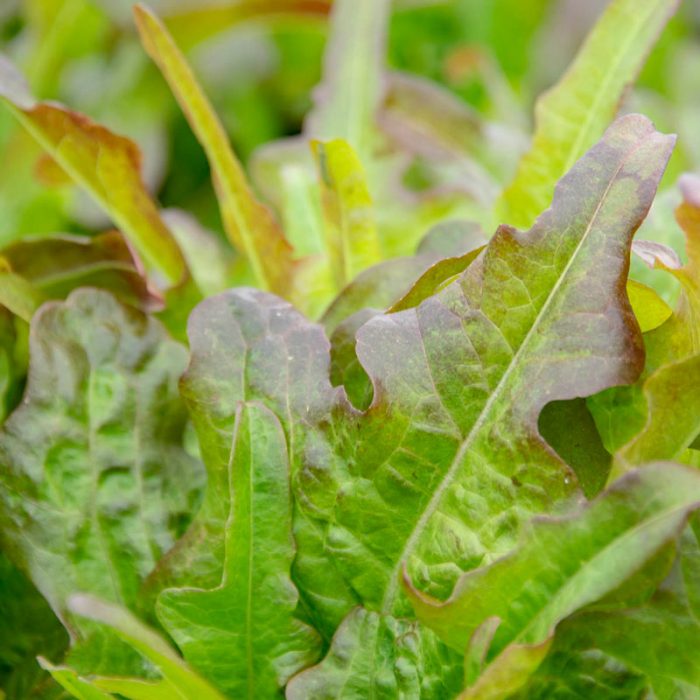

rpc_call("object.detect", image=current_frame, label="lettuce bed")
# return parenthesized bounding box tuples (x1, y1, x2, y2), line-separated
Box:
(0, 1, 699, 699)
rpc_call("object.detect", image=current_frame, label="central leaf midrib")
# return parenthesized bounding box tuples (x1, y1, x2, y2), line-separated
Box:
(380, 137, 645, 614)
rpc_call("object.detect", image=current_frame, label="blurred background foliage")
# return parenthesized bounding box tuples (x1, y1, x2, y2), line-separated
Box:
(0, 0, 696, 247)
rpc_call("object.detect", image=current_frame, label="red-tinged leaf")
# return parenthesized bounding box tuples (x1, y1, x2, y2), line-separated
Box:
(0, 56, 186, 287)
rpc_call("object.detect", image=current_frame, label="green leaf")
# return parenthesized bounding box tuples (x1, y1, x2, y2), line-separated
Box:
(458, 632, 552, 700)
(590, 173, 700, 470)
(313, 138, 382, 287)
(379, 72, 482, 163)
(406, 464, 700, 691)
(538, 398, 612, 498)
(133, 4, 295, 295)
(156, 402, 321, 698)
(626, 278, 673, 333)
(0, 272, 42, 322)
(37, 660, 114, 700)
(179, 114, 673, 690)
(303, 114, 671, 616)
(0, 552, 67, 698)
(162, 0, 331, 50)
(388, 246, 484, 313)
(1, 232, 159, 312)
(513, 522, 700, 699)
(328, 309, 378, 411)
(90, 677, 176, 700)
(416, 221, 487, 258)
(68, 595, 226, 700)
(162, 210, 237, 299)
(305, 0, 390, 163)
(614, 353, 700, 472)
(0, 289, 204, 628)
(496, 0, 680, 229)
(321, 256, 438, 335)
(0, 56, 186, 287)
(286, 608, 463, 699)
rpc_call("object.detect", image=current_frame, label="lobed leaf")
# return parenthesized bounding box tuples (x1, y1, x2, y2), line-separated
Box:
(177, 114, 673, 691)
(0, 290, 203, 628)
(0, 56, 186, 286)
(156, 403, 321, 698)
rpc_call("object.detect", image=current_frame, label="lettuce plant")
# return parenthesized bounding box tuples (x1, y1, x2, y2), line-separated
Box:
(0, 1, 699, 699)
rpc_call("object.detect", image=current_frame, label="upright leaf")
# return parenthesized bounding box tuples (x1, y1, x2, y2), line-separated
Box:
(133, 4, 295, 294)
(305, 0, 390, 163)
(0, 289, 203, 628)
(0, 57, 186, 286)
(313, 139, 382, 286)
(156, 403, 321, 698)
(302, 114, 672, 618)
(163, 0, 331, 50)
(497, 0, 679, 229)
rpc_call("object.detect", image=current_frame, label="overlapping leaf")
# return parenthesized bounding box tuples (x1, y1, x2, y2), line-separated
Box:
(41, 595, 226, 700)
(512, 520, 700, 699)
(0, 232, 159, 313)
(0, 289, 203, 629)
(0, 57, 186, 286)
(156, 403, 321, 698)
(406, 464, 700, 695)
(590, 173, 700, 470)
(176, 114, 673, 693)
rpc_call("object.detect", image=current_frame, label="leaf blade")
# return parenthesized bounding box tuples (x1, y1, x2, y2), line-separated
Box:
(0, 56, 186, 286)
(156, 403, 321, 698)
(133, 3, 295, 294)
(497, 0, 679, 229)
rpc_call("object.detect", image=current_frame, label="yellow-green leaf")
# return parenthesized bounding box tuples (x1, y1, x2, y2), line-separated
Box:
(134, 3, 295, 294)
(0, 56, 186, 287)
(313, 138, 382, 287)
(627, 279, 673, 333)
(496, 0, 679, 229)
